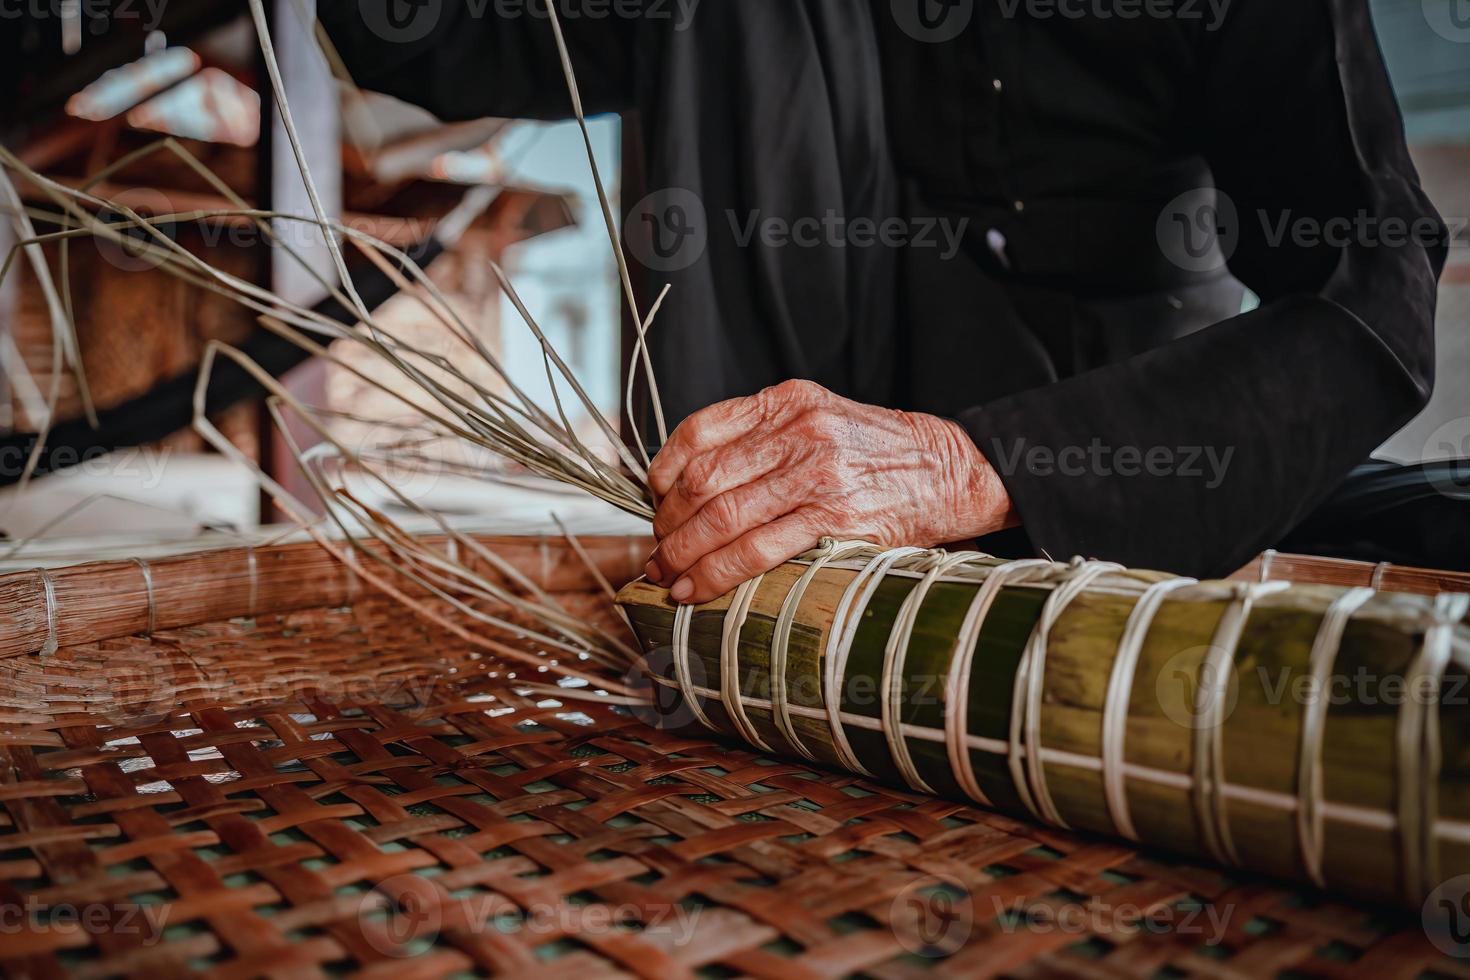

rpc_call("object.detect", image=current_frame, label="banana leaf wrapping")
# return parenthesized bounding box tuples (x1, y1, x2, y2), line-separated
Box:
(616, 541, 1470, 909)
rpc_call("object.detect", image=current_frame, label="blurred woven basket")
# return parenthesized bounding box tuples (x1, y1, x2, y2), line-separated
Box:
(0, 534, 1464, 977)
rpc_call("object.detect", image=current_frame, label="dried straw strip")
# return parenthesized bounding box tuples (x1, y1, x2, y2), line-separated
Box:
(823, 547, 927, 778)
(770, 540, 877, 763)
(0, 164, 93, 431)
(1295, 585, 1374, 886)
(880, 549, 977, 794)
(1398, 591, 1470, 902)
(720, 573, 773, 752)
(1012, 559, 1121, 826)
(945, 557, 1053, 809)
(1101, 574, 1196, 841)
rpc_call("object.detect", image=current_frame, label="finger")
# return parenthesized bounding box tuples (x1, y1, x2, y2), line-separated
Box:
(669, 509, 821, 605)
(651, 429, 801, 541)
(650, 469, 807, 583)
(648, 395, 767, 500)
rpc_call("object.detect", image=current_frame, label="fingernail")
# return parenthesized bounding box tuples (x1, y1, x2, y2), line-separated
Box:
(670, 578, 693, 602)
(644, 560, 661, 582)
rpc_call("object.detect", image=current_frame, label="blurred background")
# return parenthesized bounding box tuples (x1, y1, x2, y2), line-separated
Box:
(0, 0, 632, 552)
(0, 0, 1465, 553)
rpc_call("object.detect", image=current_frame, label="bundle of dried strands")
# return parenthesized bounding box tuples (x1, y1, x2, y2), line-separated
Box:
(616, 542, 1470, 909)
(6, 2, 662, 493)
(0, 173, 651, 684)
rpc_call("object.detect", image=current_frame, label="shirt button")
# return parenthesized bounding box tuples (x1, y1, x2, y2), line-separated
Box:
(1012, 200, 1025, 213)
(992, 78, 1003, 93)
(986, 228, 1012, 270)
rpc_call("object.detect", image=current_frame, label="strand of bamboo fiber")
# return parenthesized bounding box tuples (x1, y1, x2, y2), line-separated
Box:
(617, 539, 1470, 908)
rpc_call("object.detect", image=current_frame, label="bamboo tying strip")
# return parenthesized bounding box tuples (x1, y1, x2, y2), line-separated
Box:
(619, 540, 1470, 908)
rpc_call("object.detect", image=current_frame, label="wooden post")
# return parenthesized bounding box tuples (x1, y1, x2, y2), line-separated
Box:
(260, 0, 341, 521)
(0, 217, 14, 434)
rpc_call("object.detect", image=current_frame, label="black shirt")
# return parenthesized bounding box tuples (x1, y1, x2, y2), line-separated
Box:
(320, 0, 1445, 577)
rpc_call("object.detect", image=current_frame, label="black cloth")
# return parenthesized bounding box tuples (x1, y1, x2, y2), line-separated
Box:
(1280, 461, 1470, 572)
(319, 0, 1445, 578)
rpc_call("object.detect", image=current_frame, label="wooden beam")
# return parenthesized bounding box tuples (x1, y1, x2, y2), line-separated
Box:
(16, 178, 574, 248)
(261, 0, 340, 521)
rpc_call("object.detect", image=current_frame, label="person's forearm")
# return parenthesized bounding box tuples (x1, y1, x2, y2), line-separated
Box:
(959, 296, 1429, 578)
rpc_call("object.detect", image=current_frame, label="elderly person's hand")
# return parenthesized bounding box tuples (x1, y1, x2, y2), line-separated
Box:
(644, 379, 1018, 603)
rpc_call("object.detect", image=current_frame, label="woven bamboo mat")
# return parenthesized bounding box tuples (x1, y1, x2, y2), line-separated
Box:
(0, 540, 1463, 978)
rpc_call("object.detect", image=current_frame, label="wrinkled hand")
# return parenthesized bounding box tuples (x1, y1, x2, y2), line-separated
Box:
(645, 379, 1017, 604)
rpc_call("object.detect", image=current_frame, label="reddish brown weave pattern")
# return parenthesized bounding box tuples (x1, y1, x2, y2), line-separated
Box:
(0, 595, 1454, 978)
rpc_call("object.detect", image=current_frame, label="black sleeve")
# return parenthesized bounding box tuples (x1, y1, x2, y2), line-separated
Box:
(957, 0, 1445, 578)
(316, 0, 642, 121)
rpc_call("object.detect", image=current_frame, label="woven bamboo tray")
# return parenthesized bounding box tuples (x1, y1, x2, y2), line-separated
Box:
(0, 537, 1462, 977)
